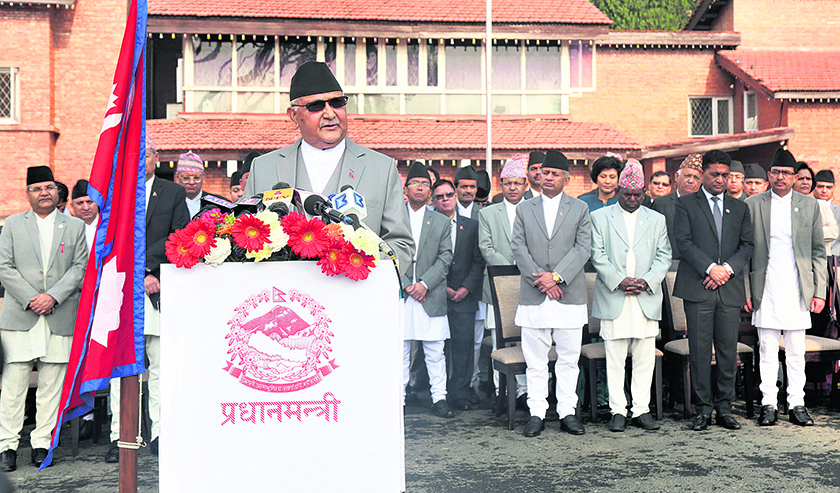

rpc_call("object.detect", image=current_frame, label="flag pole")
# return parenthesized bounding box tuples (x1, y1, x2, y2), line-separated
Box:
(485, 0, 492, 181)
(119, 375, 140, 493)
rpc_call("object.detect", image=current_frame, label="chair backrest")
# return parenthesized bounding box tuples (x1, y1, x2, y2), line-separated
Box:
(584, 271, 601, 336)
(662, 269, 687, 340)
(488, 264, 522, 347)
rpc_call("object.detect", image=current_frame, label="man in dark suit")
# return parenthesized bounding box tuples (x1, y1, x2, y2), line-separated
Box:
(523, 151, 544, 200)
(106, 135, 190, 462)
(673, 149, 754, 431)
(431, 180, 485, 410)
(652, 154, 703, 263)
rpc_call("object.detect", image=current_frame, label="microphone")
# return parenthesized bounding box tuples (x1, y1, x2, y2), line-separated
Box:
(200, 194, 236, 212)
(233, 195, 263, 216)
(330, 185, 368, 225)
(293, 189, 354, 225)
(262, 182, 293, 217)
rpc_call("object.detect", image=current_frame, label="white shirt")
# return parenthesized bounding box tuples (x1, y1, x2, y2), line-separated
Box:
(300, 138, 346, 195)
(145, 175, 155, 209)
(408, 205, 426, 263)
(541, 192, 563, 234)
(85, 214, 99, 250)
(404, 206, 448, 341)
(457, 201, 474, 219)
(185, 194, 201, 218)
(752, 190, 811, 330)
(504, 199, 518, 232)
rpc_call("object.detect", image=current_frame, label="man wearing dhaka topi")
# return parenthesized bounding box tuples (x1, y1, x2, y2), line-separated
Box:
(243, 61, 414, 271)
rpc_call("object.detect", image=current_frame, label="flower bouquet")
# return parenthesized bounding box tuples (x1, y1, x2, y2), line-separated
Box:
(164, 208, 381, 281)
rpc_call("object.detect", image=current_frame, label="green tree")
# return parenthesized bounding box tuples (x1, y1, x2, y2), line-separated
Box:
(590, 0, 698, 30)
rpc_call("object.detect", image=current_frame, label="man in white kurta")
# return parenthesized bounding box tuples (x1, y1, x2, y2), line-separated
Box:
(402, 162, 454, 418)
(746, 147, 826, 427)
(589, 160, 671, 432)
(511, 150, 591, 437)
(0, 166, 87, 471)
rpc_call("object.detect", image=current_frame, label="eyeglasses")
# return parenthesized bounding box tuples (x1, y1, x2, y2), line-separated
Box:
(433, 192, 456, 200)
(290, 96, 349, 113)
(178, 174, 204, 183)
(27, 185, 57, 193)
(797, 176, 813, 181)
(407, 182, 430, 190)
(768, 169, 795, 177)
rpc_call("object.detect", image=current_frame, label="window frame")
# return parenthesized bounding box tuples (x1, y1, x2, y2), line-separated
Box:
(688, 95, 734, 137)
(743, 90, 758, 132)
(0, 66, 20, 124)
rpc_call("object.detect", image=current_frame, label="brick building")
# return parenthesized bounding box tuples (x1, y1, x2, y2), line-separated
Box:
(2, 0, 839, 216)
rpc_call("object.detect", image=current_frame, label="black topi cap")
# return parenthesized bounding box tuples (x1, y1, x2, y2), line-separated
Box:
(72, 179, 90, 199)
(542, 150, 569, 171)
(27, 166, 54, 186)
(289, 61, 343, 101)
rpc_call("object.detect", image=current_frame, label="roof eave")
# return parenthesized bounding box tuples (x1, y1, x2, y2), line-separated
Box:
(640, 128, 794, 160)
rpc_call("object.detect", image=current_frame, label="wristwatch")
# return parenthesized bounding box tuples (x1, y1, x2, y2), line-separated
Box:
(551, 272, 561, 284)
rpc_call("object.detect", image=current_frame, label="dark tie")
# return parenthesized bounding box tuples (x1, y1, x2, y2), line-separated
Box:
(712, 196, 723, 251)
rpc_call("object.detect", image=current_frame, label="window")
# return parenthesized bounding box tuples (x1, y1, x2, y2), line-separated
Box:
(569, 40, 594, 89)
(744, 91, 758, 132)
(0, 67, 19, 123)
(690, 96, 733, 137)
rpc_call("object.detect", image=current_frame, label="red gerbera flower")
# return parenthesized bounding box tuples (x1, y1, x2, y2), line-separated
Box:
(232, 214, 271, 252)
(199, 208, 225, 228)
(181, 220, 217, 257)
(287, 217, 329, 258)
(343, 246, 375, 281)
(165, 230, 200, 268)
(324, 223, 345, 240)
(317, 238, 349, 276)
(280, 212, 307, 236)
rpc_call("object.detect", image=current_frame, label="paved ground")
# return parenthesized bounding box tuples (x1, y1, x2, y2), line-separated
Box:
(5, 396, 840, 492)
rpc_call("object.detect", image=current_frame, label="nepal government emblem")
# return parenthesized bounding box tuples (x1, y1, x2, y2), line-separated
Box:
(223, 286, 338, 393)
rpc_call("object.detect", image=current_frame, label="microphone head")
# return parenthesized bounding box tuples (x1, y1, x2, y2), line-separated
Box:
(340, 184, 353, 192)
(272, 181, 292, 190)
(303, 194, 326, 216)
(268, 201, 289, 217)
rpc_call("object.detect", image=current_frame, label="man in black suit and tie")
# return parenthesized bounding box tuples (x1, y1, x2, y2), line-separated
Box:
(432, 180, 485, 410)
(106, 134, 190, 462)
(672, 149, 754, 431)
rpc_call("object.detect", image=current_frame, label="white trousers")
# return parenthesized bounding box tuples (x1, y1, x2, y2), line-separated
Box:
(403, 340, 447, 404)
(521, 326, 582, 419)
(604, 337, 656, 417)
(470, 319, 485, 389)
(110, 335, 160, 442)
(758, 328, 806, 408)
(0, 361, 67, 451)
(489, 328, 527, 397)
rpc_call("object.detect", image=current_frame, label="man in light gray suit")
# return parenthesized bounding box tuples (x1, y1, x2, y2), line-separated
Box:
(813, 170, 840, 256)
(478, 155, 529, 400)
(242, 61, 414, 272)
(511, 150, 591, 437)
(590, 160, 671, 432)
(746, 148, 827, 427)
(402, 162, 454, 418)
(0, 166, 87, 471)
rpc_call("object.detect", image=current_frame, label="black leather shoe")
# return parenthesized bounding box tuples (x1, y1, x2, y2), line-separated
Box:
(467, 388, 482, 405)
(79, 418, 94, 441)
(759, 405, 778, 426)
(104, 440, 119, 463)
(789, 405, 814, 426)
(0, 450, 16, 472)
(450, 399, 472, 411)
(560, 415, 585, 435)
(632, 413, 661, 431)
(150, 437, 159, 456)
(523, 416, 545, 437)
(516, 394, 529, 412)
(692, 413, 711, 431)
(715, 413, 741, 430)
(30, 448, 48, 467)
(431, 400, 455, 418)
(608, 414, 626, 432)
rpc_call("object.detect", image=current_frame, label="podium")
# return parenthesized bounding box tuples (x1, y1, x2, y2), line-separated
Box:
(160, 262, 405, 492)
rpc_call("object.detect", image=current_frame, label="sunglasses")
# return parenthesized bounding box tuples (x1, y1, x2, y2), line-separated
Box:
(27, 185, 58, 194)
(291, 96, 349, 113)
(434, 192, 456, 200)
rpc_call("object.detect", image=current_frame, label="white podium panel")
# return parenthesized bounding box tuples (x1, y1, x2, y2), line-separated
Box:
(160, 262, 405, 492)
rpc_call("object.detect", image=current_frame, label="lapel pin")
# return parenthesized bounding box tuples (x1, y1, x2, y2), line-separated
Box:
(349, 171, 355, 179)
(639, 221, 644, 225)
(426, 220, 430, 225)
(58, 224, 64, 229)
(153, 191, 158, 197)
(794, 207, 800, 212)
(559, 212, 563, 216)
(725, 209, 730, 214)
(460, 225, 464, 230)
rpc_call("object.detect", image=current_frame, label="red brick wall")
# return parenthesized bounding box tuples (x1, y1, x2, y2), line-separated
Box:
(732, 0, 840, 48)
(0, 7, 55, 215)
(570, 48, 733, 147)
(787, 103, 840, 174)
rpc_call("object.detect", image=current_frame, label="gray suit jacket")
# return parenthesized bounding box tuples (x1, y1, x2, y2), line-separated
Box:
(478, 202, 516, 304)
(589, 204, 671, 321)
(830, 201, 840, 256)
(402, 207, 452, 317)
(511, 193, 591, 306)
(651, 191, 680, 260)
(243, 137, 415, 273)
(0, 210, 87, 335)
(746, 191, 827, 310)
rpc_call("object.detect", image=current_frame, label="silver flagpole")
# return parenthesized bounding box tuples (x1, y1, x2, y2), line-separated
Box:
(485, 0, 492, 185)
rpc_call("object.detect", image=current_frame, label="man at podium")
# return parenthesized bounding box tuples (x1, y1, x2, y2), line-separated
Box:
(243, 61, 414, 271)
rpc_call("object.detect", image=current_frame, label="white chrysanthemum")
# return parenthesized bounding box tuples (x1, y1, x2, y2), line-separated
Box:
(204, 237, 232, 266)
(345, 228, 381, 266)
(246, 245, 273, 262)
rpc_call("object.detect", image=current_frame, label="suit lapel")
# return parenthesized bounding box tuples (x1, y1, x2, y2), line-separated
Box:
(608, 205, 630, 247)
(417, 208, 434, 254)
(46, 213, 67, 272)
(496, 204, 512, 243)
(24, 210, 43, 267)
(549, 194, 571, 239)
(760, 193, 772, 248)
(633, 207, 654, 248)
(529, 199, 550, 239)
(791, 193, 803, 246)
(146, 178, 161, 226)
(330, 138, 364, 193)
(695, 191, 719, 240)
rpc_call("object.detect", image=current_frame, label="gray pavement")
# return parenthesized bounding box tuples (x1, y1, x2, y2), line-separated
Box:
(5, 396, 840, 492)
